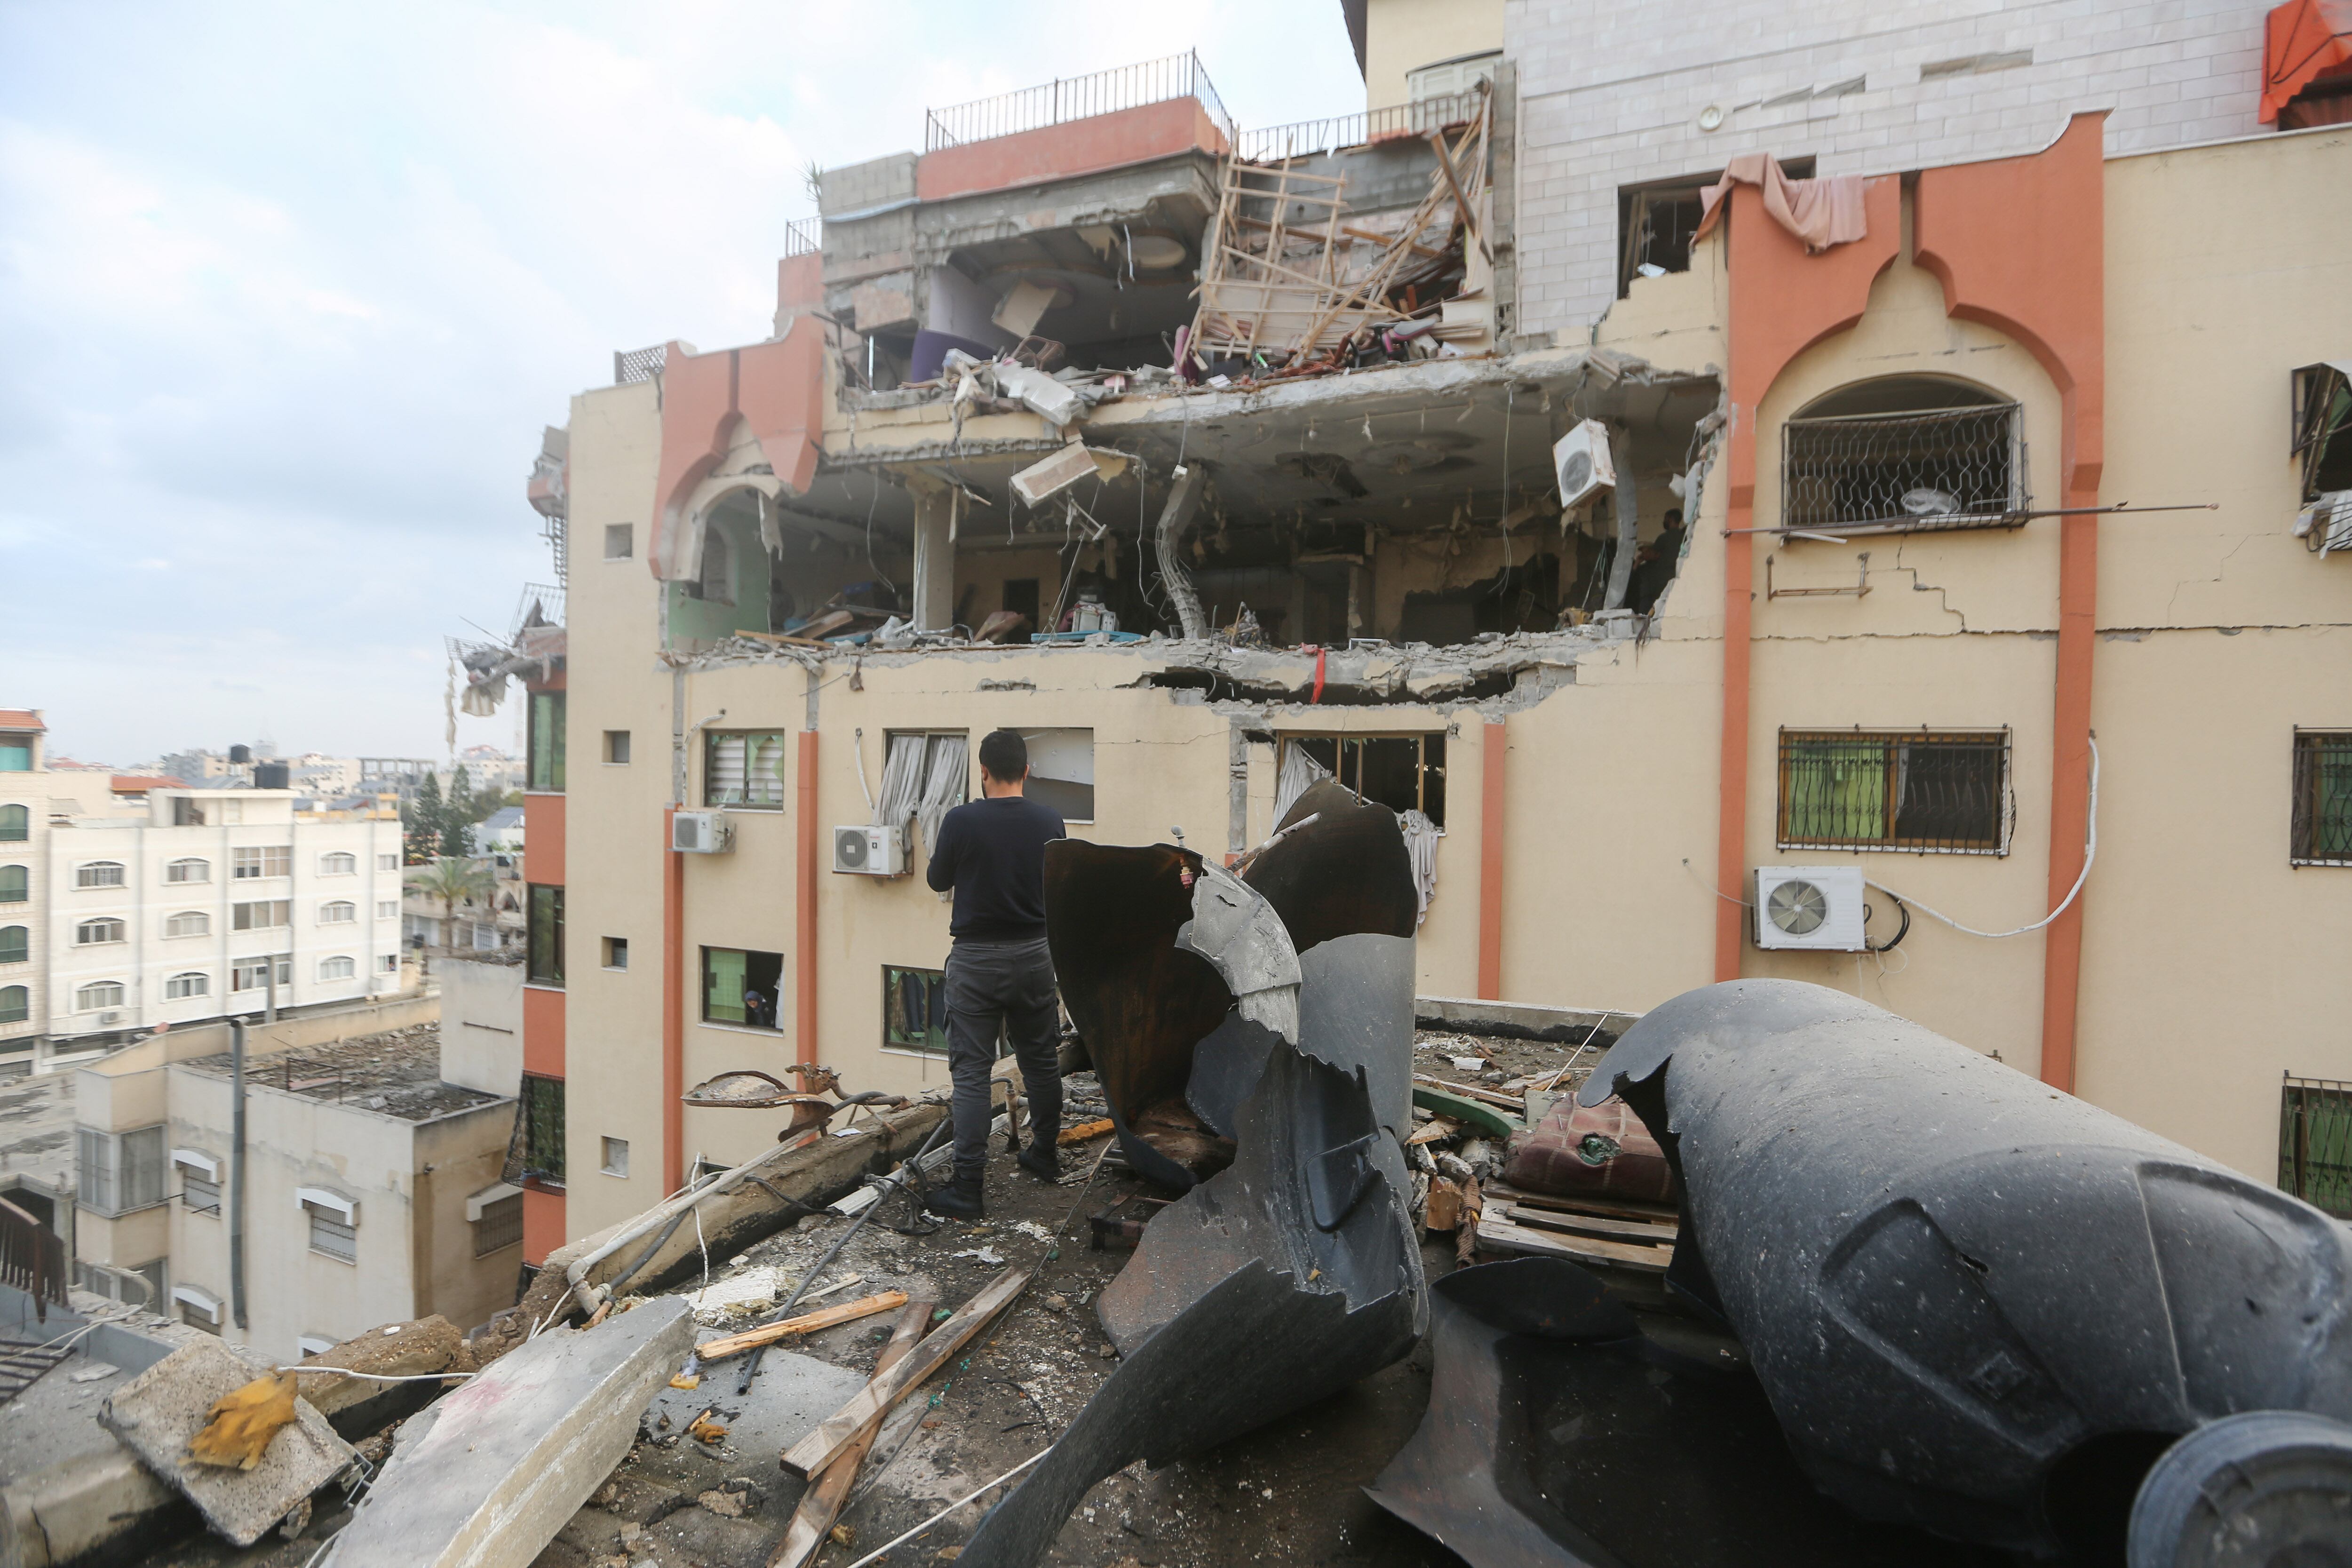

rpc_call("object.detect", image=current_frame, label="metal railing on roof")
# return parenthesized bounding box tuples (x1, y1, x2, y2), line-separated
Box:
(923, 51, 1232, 153)
(614, 343, 667, 386)
(513, 582, 565, 640)
(783, 216, 818, 258)
(1233, 89, 1486, 164)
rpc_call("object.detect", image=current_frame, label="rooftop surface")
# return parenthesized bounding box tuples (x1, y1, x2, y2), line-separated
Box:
(178, 1024, 504, 1122)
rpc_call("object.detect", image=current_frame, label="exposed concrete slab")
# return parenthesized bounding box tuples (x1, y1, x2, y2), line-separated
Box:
(0, 1333, 193, 1568)
(322, 1296, 693, 1568)
(99, 1336, 355, 1549)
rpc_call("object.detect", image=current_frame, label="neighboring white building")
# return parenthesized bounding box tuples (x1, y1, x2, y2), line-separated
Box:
(40, 787, 405, 1060)
(1, 711, 123, 1069)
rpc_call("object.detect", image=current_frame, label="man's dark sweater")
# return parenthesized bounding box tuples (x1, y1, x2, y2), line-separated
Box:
(925, 794, 1066, 941)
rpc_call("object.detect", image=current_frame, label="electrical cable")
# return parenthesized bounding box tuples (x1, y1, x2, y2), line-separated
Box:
(1866, 736, 2099, 940)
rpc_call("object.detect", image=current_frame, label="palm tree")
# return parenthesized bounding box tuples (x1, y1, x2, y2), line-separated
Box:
(411, 857, 494, 955)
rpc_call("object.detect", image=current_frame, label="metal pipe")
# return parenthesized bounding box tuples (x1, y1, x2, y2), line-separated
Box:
(230, 1018, 248, 1331)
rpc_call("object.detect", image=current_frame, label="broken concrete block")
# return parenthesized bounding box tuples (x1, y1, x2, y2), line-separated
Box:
(994, 365, 1083, 430)
(991, 279, 1057, 341)
(99, 1336, 356, 1549)
(321, 1297, 693, 1568)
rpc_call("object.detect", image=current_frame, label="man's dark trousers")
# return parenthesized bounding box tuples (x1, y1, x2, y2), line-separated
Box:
(944, 935, 1063, 1176)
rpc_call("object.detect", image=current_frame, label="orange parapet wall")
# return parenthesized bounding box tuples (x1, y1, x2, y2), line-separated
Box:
(914, 98, 1228, 203)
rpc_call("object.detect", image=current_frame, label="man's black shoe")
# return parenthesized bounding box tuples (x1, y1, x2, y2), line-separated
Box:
(925, 1171, 985, 1219)
(1017, 1144, 1065, 1182)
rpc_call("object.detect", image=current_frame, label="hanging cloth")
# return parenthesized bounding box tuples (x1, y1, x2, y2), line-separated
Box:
(1692, 154, 1870, 253)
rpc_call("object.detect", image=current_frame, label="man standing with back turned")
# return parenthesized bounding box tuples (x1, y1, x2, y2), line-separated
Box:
(922, 728, 1066, 1218)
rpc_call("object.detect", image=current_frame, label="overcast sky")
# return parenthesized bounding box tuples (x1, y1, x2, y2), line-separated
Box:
(0, 1, 1363, 767)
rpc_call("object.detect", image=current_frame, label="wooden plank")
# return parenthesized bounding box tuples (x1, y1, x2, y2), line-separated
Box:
(736, 629, 834, 649)
(1475, 1211, 1670, 1274)
(693, 1289, 909, 1362)
(766, 1293, 935, 1568)
(1494, 1202, 1678, 1245)
(1484, 1181, 1679, 1226)
(781, 1265, 1029, 1477)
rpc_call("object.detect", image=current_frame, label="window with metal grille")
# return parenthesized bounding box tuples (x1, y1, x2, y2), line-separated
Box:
(529, 692, 566, 791)
(472, 1193, 523, 1256)
(1275, 733, 1447, 826)
(527, 885, 564, 985)
(705, 731, 786, 808)
(307, 1205, 357, 1263)
(505, 1074, 566, 1187)
(883, 965, 950, 1056)
(1781, 380, 2022, 535)
(2280, 1075, 2352, 1218)
(1778, 730, 2010, 854)
(2291, 731, 2352, 866)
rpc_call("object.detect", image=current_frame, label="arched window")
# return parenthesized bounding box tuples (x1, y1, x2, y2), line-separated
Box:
(76, 861, 126, 889)
(75, 981, 125, 1011)
(319, 852, 357, 876)
(1781, 376, 2021, 531)
(319, 901, 357, 925)
(75, 918, 125, 946)
(318, 955, 356, 981)
(0, 805, 25, 843)
(693, 524, 734, 605)
(165, 972, 209, 999)
(165, 858, 210, 884)
(165, 911, 210, 938)
(0, 987, 24, 1024)
(0, 867, 22, 904)
(0, 927, 24, 965)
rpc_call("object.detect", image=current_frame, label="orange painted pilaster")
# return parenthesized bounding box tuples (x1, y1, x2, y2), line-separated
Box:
(1477, 720, 1507, 1000)
(1712, 177, 1902, 981)
(661, 805, 684, 1195)
(1915, 112, 2106, 1091)
(521, 1187, 565, 1267)
(795, 730, 820, 1067)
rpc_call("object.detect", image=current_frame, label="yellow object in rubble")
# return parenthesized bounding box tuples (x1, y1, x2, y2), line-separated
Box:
(188, 1372, 301, 1471)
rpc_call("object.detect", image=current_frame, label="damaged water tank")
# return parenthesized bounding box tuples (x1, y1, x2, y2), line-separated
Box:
(1580, 979, 2352, 1562)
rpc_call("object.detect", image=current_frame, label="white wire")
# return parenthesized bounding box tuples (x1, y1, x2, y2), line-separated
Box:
(840, 1447, 1050, 1568)
(1866, 736, 2099, 940)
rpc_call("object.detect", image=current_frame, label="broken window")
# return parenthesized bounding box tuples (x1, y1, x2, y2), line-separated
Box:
(703, 945, 782, 1028)
(2295, 362, 2352, 505)
(527, 885, 564, 986)
(705, 731, 786, 809)
(1778, 729, 2010, 853)
(529, 692, 566, 791)
(1277, 733, 1446, 827)
(1022, 729, 1095, 823)
(2291, 730, 2352, 866)
(1782, 379, 2020, 533)
(876, 732, 969, 854)
(1618, 159, 1812, 297)
(506, 1074, 565, 1187)
(687, 525, 732, 604)
(883, 964, 949, 1056)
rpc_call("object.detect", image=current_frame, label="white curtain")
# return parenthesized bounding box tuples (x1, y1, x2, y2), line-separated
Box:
(1272, 743, 1333, 825)
(874, 734, 928, 835)
(1399, 808, 1443, 926)
(916, 734, 970, 853)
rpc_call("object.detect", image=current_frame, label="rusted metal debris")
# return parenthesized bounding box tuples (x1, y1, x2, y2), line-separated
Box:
(958, 806, 1426, 1568)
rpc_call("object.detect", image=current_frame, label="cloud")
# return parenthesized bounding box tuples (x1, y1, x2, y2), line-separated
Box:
(0, 0, 1362, 764)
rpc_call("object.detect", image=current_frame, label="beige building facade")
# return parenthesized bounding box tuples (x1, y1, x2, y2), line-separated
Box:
(494, 10, 2352, 1260)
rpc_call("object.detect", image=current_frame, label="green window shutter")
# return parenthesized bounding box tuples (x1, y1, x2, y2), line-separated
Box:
(2318, 746, 2352, 860)
(705, 948, 746, 1023)
(1787, 740, 1890, 845)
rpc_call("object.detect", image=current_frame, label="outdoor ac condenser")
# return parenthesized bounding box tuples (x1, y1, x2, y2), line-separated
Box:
(1552, 419, 1617, 509)
(1752, 865, 1867, 952)
(670, 811, 735, 855)
(833, 824, 907, 877)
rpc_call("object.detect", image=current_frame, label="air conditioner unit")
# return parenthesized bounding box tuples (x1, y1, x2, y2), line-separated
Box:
(1752, 866, 1867, 952)
(833, 824, 906, 877)
(670, 811, 735, 855)
(1553, 419, 1618, 509)
(97, 1011, 122, 1026)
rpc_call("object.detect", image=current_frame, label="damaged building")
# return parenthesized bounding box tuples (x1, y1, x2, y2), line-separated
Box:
(461, 0, 2352, 1278)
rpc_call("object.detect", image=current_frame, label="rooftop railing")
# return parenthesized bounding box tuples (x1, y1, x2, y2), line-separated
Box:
(924, 51, 1232, 153)
(1233, 89, 1486, 164)
(783, 216, 818, 258)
